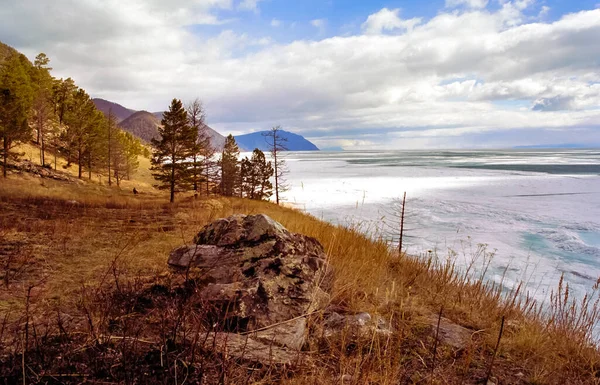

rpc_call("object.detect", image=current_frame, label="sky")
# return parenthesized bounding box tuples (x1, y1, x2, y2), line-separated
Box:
(0, 0, 599, 149)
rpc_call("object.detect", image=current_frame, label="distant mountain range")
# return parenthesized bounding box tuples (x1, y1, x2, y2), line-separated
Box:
(92, 98, 227, 150)
(235, 130, 319, 152)
(92, 98, 137, 122)
(93, 98, 320, 152)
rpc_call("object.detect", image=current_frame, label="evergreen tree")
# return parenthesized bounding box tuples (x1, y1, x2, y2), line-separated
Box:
(219, 134, 240, 197)
(241, 148, 273, 200)
(253, 149, 274, 200)
(83, 109, 106, 180)
(186, 98, 211, 194)
(31, 53, 54, 166)
(0, 52, 33, 177)
(50, 77, 76, 170)
(151, 98, 196, 203)
(120, 131, 142, 181)
(63, 88, 98, 178)
(106, 109, 117, 186)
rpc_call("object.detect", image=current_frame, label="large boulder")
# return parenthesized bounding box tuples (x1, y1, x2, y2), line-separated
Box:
(168, 214, 332, 353)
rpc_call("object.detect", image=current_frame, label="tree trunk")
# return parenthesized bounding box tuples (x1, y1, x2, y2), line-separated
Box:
(170, 159, 176, 203)
(78, 147, 82, 179)
(273, 135, 279, 205)
(88, 151, 92, 180)
(40, 131, 45, 166)
(193, 155, 198, 192)
(2, 135, 8, 178)
(205, 162, 210, 196)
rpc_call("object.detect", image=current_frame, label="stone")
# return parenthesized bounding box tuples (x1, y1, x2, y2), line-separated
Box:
(321, 311, 393, 340)
(168, 214, 332, 351)
(425, 314, 473, 351)
(199, 332, 304, 366)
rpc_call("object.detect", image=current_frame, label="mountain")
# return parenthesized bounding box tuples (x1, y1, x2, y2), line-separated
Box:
(118, 111, 161, 142)
(93, 99, 226, 150)
(92, 98, 136, 122)
(202, 124, 226, 151)
(235, 130, 319, 152)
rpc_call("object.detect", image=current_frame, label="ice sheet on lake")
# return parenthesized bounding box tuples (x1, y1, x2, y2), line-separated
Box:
(284, 150, 600, 304)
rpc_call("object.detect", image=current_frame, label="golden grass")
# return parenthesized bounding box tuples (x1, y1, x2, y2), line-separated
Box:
(14, 142, 158, 192)
(1, 166, 600, 383)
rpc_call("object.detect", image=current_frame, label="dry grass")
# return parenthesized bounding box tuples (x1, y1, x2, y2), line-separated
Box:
(15, 142, 158, 191)
(1, 171, 600, 384)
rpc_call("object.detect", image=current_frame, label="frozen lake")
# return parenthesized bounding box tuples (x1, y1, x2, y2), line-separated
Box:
(282, 149, 600, 303)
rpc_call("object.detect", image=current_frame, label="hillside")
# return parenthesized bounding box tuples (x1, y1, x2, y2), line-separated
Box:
(235, 129, 319, 151)
(0, 41, 18, 64)
(118, 110, 161, 142)
(92, 98, 137, 122)
(202, 123, 227, 150)
(1, 173, 599, 384)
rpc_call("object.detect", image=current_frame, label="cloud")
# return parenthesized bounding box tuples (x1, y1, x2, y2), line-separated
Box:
(270, 19, 282, 27)
(237, 0, 263, 13)
(446, 0, 489, 9)
(310, 19, 327, 34)
(532, 96, 575, 111)
(361, 8, 421, 35)
(1, 2, 599, 149)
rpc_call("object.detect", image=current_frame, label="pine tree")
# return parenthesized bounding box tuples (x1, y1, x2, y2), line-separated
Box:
(120, 131, 142, 181)
(31, 53, 54, 166)
(254, 149, 274, 200)
(63, 88, 98, 178)
(0, 52, 33, 177)
(241, 149, 273, 200)
(240, 157, 254, 198)
(219, 134, 240, 197)
(151, 98, 197, 203)
(106, 109, 117, 186)
(186, 98, 211, 194)
(50, 77, 76, 170)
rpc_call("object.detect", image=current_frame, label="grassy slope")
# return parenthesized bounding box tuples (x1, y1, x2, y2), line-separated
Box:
(17, 142, 158, 191)
(1, 147, 600, 384)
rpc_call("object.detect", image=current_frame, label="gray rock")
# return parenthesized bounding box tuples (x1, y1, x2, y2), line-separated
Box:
(425, 314, 473, 351)
(168, 214, 332, 351)
(320, 311, 393, 341)
(199, 332, 304, 366)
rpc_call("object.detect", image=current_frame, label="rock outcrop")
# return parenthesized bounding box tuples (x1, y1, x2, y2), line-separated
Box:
(7, 159, 81, 183)
(167, 214, 482, 368)
(168, 214, 332, 362)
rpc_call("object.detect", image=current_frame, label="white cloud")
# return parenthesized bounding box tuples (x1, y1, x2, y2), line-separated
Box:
(270, 19, 282, 27)
(446, 0, 489, 9)
(361, 8, 421, 35)
(237, 0, 263, 13)
(310, 19, 327, 34)
(1, 2, 599, 149)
